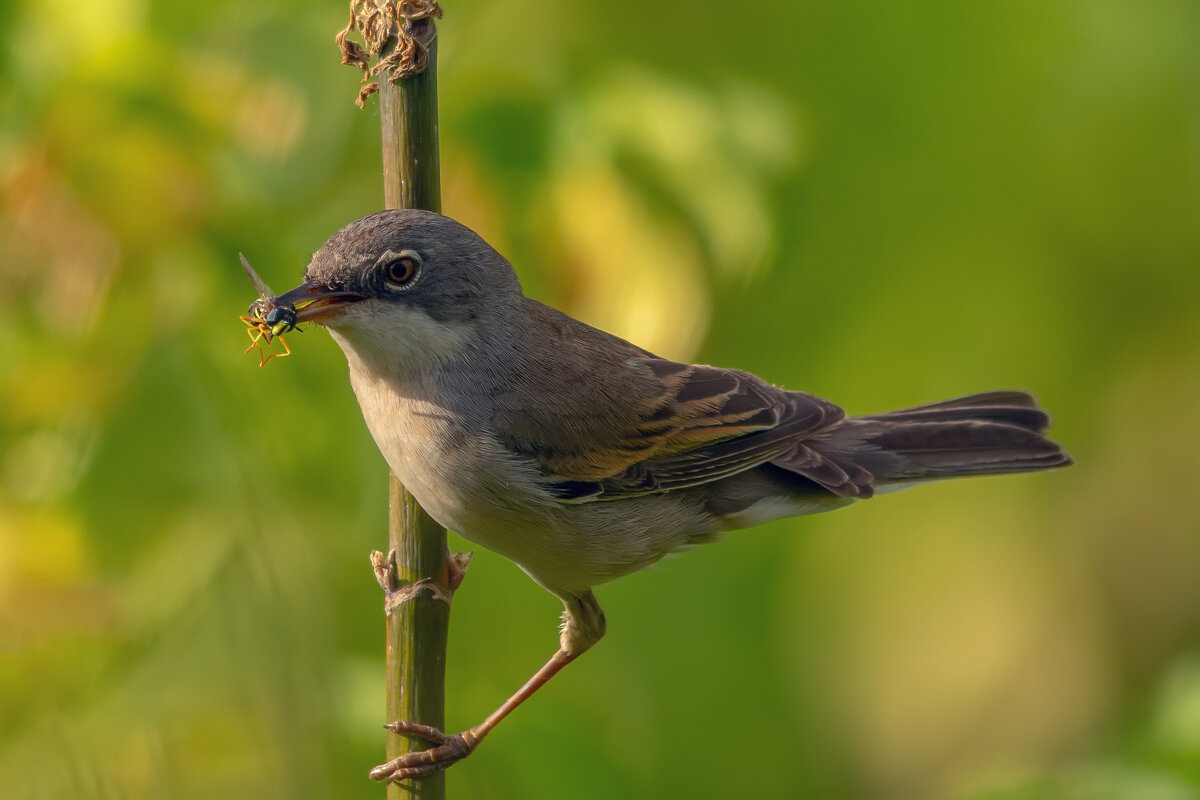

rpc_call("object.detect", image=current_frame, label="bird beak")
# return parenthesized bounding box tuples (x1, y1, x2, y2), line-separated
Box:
(272, 280, 366, 324)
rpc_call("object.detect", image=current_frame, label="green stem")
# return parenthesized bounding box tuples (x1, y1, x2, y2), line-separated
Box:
(380, 36, 442, 211)
(378, 29, 450, 800)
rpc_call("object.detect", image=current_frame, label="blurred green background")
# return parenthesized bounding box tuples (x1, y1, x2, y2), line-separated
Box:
(2, 0, 1199, 798)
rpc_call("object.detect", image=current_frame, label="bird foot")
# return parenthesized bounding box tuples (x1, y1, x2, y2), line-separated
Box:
(370, 549, 471, 614)
(369, 721, 483, 781)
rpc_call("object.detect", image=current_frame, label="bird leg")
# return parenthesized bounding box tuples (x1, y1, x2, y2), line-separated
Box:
(369, 590, 605, 782)
(369, 648, 576, 781)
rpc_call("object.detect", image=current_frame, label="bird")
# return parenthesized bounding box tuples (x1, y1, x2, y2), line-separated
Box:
(264, 208, 1071, 781)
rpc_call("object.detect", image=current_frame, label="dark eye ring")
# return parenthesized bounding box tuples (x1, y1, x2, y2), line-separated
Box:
(385, 252, 421, 286)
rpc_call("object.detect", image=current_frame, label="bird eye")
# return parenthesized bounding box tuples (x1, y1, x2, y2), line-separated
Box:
(384, 252, 421, 286)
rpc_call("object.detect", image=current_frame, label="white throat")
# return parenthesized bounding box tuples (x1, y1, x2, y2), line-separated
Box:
(325, 300, 477, 384)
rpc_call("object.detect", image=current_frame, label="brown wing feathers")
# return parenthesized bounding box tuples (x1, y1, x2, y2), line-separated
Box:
(504, 334, 1068, 503)
(539, 359, 854, 500)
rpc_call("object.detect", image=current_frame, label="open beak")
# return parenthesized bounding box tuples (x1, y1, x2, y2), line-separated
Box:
(272, 280, 366, 324)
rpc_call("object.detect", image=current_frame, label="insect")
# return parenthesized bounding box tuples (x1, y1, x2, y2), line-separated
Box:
(239, 253, 300, 367)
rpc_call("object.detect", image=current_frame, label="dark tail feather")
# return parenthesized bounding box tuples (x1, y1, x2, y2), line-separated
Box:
(814, 391, 1072, 491)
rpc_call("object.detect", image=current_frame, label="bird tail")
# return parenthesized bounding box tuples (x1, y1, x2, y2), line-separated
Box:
(811, 391, 1072, 495)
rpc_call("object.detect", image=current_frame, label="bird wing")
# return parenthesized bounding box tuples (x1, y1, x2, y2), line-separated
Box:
(495, 354, 858, 501)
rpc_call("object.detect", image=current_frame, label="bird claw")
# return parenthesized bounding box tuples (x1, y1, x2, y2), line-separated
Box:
(369, 721, 482, 781)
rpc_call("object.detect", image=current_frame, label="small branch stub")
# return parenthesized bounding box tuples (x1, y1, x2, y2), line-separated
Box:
(336, 0, 443, 107)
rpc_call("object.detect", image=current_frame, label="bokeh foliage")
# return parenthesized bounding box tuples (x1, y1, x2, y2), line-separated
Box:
(2, 0, 1199, 798)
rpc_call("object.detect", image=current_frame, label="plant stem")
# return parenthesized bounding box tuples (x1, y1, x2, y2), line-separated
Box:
(378, 29, 449, 800)
(380, 39, 442, 212)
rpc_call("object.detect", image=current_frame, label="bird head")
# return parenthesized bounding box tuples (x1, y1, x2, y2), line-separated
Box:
(274, 209, 523, 376)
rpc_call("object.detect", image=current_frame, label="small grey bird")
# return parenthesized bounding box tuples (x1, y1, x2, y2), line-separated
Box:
(268, 208, 1071, 780)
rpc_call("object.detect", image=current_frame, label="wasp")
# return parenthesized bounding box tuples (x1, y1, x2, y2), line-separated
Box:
(239, 253, 300, 367)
